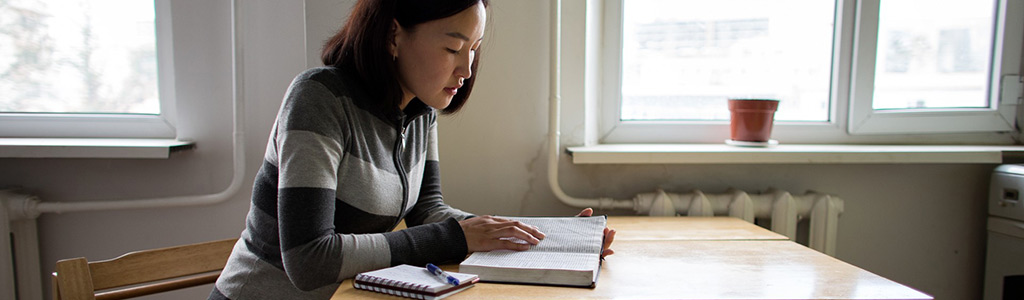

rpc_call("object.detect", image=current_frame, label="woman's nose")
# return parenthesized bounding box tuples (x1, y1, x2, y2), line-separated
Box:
(456, 52, 473, 80)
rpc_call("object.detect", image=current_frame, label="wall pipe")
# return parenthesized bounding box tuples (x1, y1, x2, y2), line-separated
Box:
(547, 0, 634, 210)
(15, 0, 246, 218)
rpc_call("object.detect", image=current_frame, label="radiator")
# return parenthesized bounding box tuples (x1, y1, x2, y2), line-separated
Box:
(1, 190, 43, 300)
(633, 188, 844, 255)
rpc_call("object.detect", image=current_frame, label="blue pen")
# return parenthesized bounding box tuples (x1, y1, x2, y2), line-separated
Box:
(426, 263, 460, 286)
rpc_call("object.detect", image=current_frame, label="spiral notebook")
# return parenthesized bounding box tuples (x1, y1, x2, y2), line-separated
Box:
(353, 264, 479, 300)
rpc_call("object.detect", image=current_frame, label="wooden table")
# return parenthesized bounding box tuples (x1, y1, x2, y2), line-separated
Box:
(333, 217, 932, 300)
(606, 216, 788, 241)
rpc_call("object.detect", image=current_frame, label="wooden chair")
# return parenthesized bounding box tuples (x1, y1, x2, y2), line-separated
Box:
(52, 238, 236, 300)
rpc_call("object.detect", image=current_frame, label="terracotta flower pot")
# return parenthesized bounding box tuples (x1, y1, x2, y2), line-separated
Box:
(728, 99, 779, 142)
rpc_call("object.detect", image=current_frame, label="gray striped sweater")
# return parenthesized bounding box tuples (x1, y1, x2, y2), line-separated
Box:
(210, 67, 473, 300)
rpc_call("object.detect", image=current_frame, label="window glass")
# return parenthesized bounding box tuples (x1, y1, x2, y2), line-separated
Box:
(620, 0, 835, 122)
(872, 0, 996, 110)
(0, 0, 158, 114)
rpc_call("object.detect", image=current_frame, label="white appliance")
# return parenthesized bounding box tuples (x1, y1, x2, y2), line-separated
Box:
(985, 164, 1024, 300)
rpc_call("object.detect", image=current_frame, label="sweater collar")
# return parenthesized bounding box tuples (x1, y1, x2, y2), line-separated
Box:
(330, 66, 433, 128)
(397, 99, 434, 128)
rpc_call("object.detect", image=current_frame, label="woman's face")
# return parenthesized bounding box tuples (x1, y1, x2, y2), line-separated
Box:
(393, 2, 486, 110)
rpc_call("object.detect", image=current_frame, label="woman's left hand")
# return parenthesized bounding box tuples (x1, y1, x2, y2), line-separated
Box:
(577, 208, 615, 258)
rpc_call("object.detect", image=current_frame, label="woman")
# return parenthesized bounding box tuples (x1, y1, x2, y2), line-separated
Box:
(210, 1, 613, 299)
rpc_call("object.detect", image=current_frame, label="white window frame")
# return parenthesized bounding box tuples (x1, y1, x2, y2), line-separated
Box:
(0, 0, 177, 139)
(597, 0, 1023, 144)
(849, 0, 1019, 134)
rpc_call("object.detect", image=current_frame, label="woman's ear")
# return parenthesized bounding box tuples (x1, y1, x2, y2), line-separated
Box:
(390, 19, 402, 59)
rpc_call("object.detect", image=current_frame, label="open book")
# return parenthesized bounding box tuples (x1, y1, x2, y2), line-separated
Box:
(458, 216, 606, 287)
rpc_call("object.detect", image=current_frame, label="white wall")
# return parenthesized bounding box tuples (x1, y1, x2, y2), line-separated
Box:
(0, 1, 1006, 299)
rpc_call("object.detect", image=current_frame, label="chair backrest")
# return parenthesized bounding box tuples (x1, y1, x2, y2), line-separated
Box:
(52, 238, 236, 300)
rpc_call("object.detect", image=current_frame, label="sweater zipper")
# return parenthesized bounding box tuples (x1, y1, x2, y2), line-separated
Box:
(392, 115, 410, 229)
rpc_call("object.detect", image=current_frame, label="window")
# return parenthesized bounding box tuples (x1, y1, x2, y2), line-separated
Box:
(619, 0, 834, 122)
(599, 0, 1023, 143)
(0, 0, 176, 138)
(848, 0, 1017, 134)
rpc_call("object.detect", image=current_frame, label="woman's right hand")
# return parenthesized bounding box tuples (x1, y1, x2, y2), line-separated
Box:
(459, 216, 546, 252)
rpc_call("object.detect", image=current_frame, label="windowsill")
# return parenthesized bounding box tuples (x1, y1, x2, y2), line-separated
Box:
(0, 138, 196, 159)
(567, 144, 1024, 164)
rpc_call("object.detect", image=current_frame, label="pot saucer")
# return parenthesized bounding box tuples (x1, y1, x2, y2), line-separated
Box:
(725, 139, 779, 147)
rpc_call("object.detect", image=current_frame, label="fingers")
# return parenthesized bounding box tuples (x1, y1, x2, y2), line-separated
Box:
(478, 237, 534, 252)
(490, 217, 546, 241)
(603, 228, 616, 249)
(576, 208, 594, 217)
(501, 239, 532, 251)
(462, 216, 547, 253)
(497, 224, 542, 245)
(524, 222, 546, 240)
(601, 227, 616, 259)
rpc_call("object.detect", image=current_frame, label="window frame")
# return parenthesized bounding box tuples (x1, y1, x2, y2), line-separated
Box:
(597, 0, 1023, 144)
(0, 0, 177, 139)
(848, 0, 1019, 135)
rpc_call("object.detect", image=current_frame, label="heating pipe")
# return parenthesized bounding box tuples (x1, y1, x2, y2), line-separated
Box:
(547, 0, 634, 210)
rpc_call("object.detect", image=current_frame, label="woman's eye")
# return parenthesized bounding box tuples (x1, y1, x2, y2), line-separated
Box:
(446, 48, 460, 54)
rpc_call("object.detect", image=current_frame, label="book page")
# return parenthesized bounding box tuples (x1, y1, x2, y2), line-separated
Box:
(461, 250, 599, 271)
(502, 216, 605, 254)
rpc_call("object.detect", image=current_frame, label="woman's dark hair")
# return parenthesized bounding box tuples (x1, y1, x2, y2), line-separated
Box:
(321, 0, 489, 117)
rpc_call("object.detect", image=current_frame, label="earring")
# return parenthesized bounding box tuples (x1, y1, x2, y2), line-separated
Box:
(393, 55, 397, 62)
